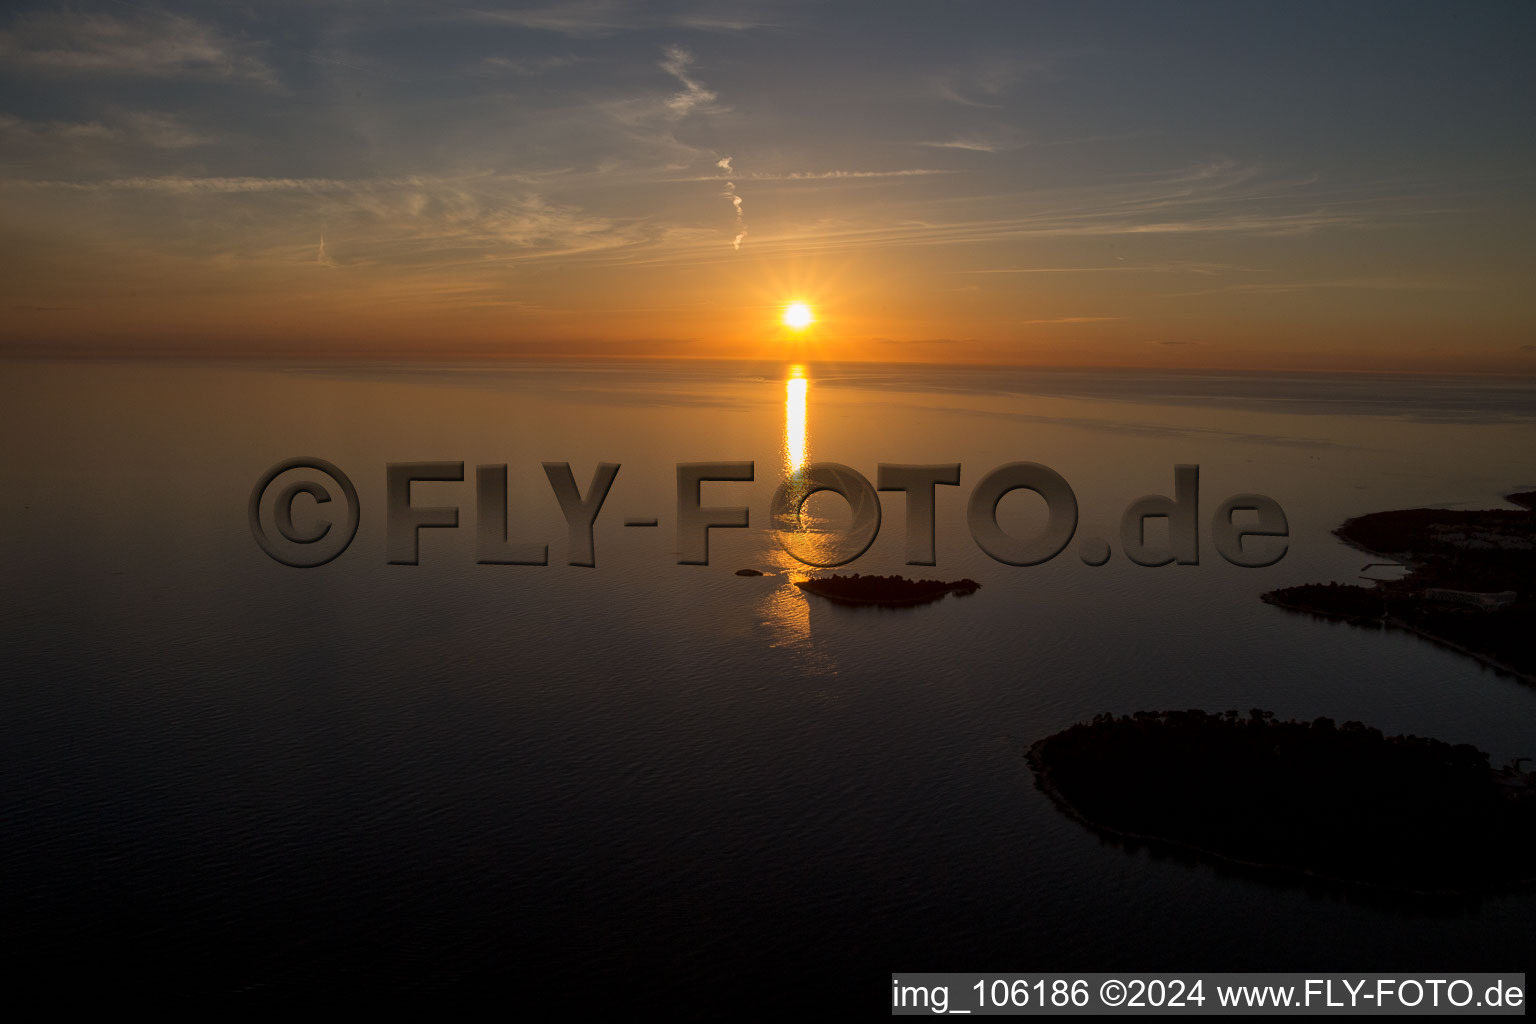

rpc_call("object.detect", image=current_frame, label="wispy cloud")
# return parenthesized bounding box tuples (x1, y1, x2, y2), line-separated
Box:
(0, 10, 274, 83)
(763, 168, 950, 180)
(462, 2, 639, 38)
(0, 157, 1465, 287)
(659, 45, 720, 118)
(0, 111, 216, 181)
(0, 113, 119, 143)
(931, 54, 1058, 107)
(918, 134, 1025, 153)
(589, 162, 1446, 267)
(474, 54, 590, 76)
(656, 47, 737, 247)
(13, 175, 354, 194)
(1033, 130, 1161, 148)
(932, 84, 1003, 110)
(5, 172, 657, 271)
(462, 3, 778, 36)
(961, 262, 1259, 275)
(1167, 276, 1474, 297)
(918, 130, 1153, 153)
(671, 10, 780, 32)
(118, 112, 212, 149)
(671, 168, 952, 182)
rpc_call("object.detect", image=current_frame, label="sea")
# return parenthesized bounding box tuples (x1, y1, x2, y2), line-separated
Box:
(2, 358, 1533, 1004)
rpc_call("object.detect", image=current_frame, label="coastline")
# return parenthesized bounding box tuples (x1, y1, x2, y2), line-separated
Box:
(1261, 492, 1535, 684)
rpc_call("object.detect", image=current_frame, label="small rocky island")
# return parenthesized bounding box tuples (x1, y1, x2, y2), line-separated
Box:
(1029, 710, 1536, 895)
(1263, 491, 1534, 681)
(794, 573, 979, 607)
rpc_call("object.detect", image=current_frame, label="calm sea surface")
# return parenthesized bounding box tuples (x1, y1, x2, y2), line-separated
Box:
(3, 358, 1534, 1001)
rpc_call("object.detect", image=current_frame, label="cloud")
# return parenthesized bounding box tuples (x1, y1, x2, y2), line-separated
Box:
(118, 112, 211, 149)
(670, 11, 779, 32)
(6, 172, 656, 272)
(1018, 316, 1123, 324)
(671, 168, 951, 182)
(961, 262, 1257, 275)
(462, 2, 638, 37)
(654, 48, 736, 246)
(918, 133, 1026, 153)
(618, 161, 1435, 273)
(1167, 276, 1471, 297)
(760, 168, 950, 180)
(0, 110, 209, 149)
(1034, 130, 1161, 148)
(0, 111, 215, 178)
(590, 160, 1446, 271)
(0, 155, 1451, 286)
(931, 55, 1058, 107)
(13, 175, 353, 194)
(470, 160, 1422, 274)
(475, 54, 589, 76)
(659, 45, 720, 118)
(463, 3, 776, 36)
(932, 83, 1003, 110)
(0, 10, 274, 83)
(0, 113, 120, 143)
(781, 162, 1408, 250)
(918, 129, 1154, 154)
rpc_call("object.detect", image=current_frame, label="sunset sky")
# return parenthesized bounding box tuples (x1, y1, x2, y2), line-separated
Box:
(2, 1, 1533, 370)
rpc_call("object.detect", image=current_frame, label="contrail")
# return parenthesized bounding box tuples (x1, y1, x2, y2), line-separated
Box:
(718, 156, 746, 250)
(660, 47, 741, 251)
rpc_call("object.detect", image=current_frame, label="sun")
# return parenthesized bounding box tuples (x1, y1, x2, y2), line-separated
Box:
(782, 302, 814, 329)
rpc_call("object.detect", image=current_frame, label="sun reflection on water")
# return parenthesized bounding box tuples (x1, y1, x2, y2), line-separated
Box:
(784, 364, 808, 479)
(757, 363, 838, 673)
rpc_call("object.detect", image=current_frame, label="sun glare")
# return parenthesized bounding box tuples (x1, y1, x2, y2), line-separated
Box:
(782, 302, 814, 329)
